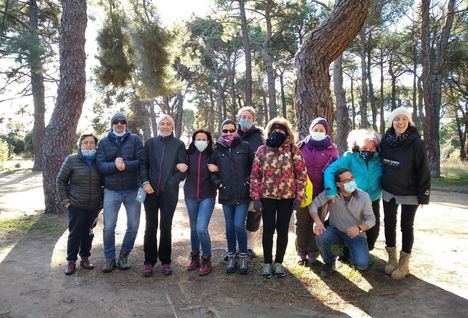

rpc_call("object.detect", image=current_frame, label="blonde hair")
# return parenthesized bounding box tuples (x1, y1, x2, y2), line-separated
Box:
(237, 106, 256, 120)
(264, 117, 296, 144)
(347, 129, 381, 152)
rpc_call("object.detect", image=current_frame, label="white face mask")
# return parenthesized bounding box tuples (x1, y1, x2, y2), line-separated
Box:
(194, 140, 208, 152)
(113, 129, 125, 137)
(311, 131, 326, 141)
(81, 149, 96, 156)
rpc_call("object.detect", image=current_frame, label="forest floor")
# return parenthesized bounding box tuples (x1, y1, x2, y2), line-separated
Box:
(0, 169, 467, 317)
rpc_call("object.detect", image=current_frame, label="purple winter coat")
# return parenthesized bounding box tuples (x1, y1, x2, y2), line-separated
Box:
(298, 139, 339, 197)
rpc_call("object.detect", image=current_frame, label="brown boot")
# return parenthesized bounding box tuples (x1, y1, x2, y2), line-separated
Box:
(186, 251, 200, 271)
(199, 256, 212, 276)
(80, 257, 94, 269)
(384, 247, 398, 274)
(391, 251, 411, 280)
(64, 261, 76, 275)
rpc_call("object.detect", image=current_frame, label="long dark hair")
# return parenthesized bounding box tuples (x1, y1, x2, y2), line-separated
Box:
(187, 129, 213, 155)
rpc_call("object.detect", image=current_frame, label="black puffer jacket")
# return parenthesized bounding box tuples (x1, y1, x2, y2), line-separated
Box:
(140, 134, 188, 196)
(96, 131, 144, 191)
(380, 126, 431, 204)
(56, 154, 103, 210)
(237, 125, 264, 153)
(211, 138, 254, 205)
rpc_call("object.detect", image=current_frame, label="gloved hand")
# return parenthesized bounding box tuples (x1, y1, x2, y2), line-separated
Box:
(253, 200, 263, 214)
(292, 199, 301, 210)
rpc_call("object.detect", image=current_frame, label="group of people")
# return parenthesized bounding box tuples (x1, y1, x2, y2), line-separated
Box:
(56, 106, 430, 281)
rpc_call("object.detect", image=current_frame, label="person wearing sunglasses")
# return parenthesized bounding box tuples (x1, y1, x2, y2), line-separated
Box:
(96, 112, 145, 273)
(211, 119, 254, 275)
(141, 114, 188, 277)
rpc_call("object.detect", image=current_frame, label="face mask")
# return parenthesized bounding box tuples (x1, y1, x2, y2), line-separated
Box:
(359, 150, 375, 162)
(158, 130, 172, 137)
(343, 181, 357, 193)
(81, 149, 96, 156)
(268, 131, 286, 148)
(113, 129, 125, 137)
(239, 118, 253, 130)
(219, 134, 236, 146)
(311, 131, 326, 141)
(194, 140, 208, 152)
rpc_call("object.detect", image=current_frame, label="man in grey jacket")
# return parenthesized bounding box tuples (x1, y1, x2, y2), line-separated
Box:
(309, 168, 375, 277)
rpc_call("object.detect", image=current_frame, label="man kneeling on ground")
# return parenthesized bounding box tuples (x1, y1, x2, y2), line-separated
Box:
(309, 168, 376, 277)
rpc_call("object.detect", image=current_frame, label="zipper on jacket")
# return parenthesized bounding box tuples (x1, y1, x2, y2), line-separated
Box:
(196, 152, 201, 200)
(157, 141, 166, 196)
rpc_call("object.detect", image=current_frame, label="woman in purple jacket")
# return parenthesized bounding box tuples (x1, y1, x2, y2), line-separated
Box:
(295, 118, 338, 265)
(184, 129, 218, 276)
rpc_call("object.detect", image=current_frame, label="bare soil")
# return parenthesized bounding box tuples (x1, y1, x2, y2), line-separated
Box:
(0, 170, 467, 317)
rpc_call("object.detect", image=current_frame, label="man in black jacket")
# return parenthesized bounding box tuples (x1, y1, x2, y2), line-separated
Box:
(96, 112, 145, 273)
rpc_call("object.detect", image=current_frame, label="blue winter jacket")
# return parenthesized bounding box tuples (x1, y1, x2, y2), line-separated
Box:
(324, 151, 382, 201)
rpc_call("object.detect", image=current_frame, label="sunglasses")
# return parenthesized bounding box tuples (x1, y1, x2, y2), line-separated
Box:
(112, 120, 127, 125)
(222, 129, 236, 133)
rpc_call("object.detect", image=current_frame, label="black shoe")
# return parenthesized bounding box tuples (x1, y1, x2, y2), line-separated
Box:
(320, 263, 335, 278)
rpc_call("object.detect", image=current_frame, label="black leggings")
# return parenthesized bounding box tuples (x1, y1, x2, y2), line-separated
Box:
(365, 200, 381, 251)
(383, 198, 417, 254)
(261, 199, 294, 264)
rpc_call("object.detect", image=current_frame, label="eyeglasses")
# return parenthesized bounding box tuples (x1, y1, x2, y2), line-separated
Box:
(112, 120, 126, 125)
(222, 129, 236, 133)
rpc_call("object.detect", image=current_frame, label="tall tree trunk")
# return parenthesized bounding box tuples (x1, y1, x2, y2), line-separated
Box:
(149, 101, 158, 137)
(238, 0, 253, 105)
(379, 46, 385, 135)
(43, 0, 87, 214)
(209, 89, 215, 133)
(262, 0, 277, 119)
(294, 0, 371, 138)
(366, 34, 377, 131)
(334, 55, 348, 155)
(412, 32, 419, 127)
(417, 77, 424, 131)
(139, 100, 151, 141)
(389, 55, 397, 110)
(29, 0, 45, 171)
(351, 77, 356, 129)
(359, 24, 368, 128)
(174, 93, 184, 138)
(228, 57, 238, 120)
(454, 101, 467, 160)
(279, 69, 287, 118)
(262, 87, 268, 124)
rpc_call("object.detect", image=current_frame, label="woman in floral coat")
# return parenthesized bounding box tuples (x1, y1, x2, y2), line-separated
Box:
(250, 117, 308, 278)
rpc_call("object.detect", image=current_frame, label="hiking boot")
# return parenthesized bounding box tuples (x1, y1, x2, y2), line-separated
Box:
(226, 253, 237, 274)
(142, 263, 154, 277)
(102, 258, 115, 273)
(262, 263, 272, 279)
(297, 251, 307, 266)
(199, 256, 212, 276)
(238, 253, 249, 275)
(385, 246, 398, 274)
(64, 261, 76, 276)
(162, 263, 173, 276)
(320, 262, 335, 278)
(391, 251, 411, 280)
(80, 257, 94, 269)
(273, 263, 285, 278)
(117, 253, 130, 270)
(187, 251, 201, 271)
(247, 248, 257, 259)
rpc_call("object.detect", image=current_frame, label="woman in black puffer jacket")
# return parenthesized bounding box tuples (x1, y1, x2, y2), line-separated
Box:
(57, 133, 103, 276)
(380, 107, 430, 280)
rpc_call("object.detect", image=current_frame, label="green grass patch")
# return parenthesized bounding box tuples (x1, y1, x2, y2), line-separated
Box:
(0, 214, 65, 236)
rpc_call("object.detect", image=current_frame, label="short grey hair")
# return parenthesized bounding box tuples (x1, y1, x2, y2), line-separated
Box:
(237, 106, 256, 120)
(347, 129, 381, 152)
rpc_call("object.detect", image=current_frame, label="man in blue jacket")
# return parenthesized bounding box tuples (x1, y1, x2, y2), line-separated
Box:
(96, 112, 145, 273)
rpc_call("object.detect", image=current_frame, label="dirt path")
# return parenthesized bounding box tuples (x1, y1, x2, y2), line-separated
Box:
(0, 170, 467, 317)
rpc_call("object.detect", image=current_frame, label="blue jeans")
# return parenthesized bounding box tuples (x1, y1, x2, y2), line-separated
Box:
(103, 188, 141, 259)
(316, 226, 370, 270)
(222, 203, 249, 254)
(185, 196, 215, 257)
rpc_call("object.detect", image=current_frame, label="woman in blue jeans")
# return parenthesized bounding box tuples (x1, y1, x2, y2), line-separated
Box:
(184, 130, 218, 276)
(211, 119, 254, 274)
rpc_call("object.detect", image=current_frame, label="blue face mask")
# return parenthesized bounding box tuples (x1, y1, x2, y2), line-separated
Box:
(239, 118, 253, 130)
(343, 181, 357, 193)
(359, 150, 375, 162)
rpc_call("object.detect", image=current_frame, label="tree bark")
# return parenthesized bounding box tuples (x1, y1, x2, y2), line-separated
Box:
(293, 0, 371, 138)
(279, 69, 287, 118)
(333, 55, 348, 155)
(379, 45, 385, 135)
(238, 0, 253, 106)
(209, 89, 215, 133)
(261, 0, 277, 119)
(29, 0, 45, 171)
(149, 100, 158, 137)
(366, 33, 377, 131)
(174, 93, 184, 138)
(42, 0, 87, 214)
(388, 55, 397, 111)
(351, 77, 356, 129)
(359, 24, 368, 128)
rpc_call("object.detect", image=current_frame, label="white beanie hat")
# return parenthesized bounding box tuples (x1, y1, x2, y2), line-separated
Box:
(388, 107, 415, 127)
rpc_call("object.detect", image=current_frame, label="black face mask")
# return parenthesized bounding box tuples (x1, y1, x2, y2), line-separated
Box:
(359, 150, 375, 162)
(268, 131, 286, 148)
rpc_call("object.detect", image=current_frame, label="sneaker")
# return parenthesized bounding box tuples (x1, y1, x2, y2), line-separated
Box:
(247, 248, 257, 259)
(320, 262, 336, 278)
(238, 253, 249, 275)
(223, 248, 230, 262)
(64, 261, 76, 276)
(297, 251, 307, 266)
(273, 263, 285, 278)
(226, 253, 237, 274)
(162, 263, 173, 276)
(117, 253, 130, 270)
(80, 257, 94, 269)
(262, 263, 272, 279)
(199, 256, 212, 276)
(102, 258, 115, 273)
(142, 263, 154, 277)
(187, 251, 200, 271)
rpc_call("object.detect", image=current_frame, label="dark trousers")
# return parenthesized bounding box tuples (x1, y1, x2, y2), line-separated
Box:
(67, 206, 99, 261)
(365, 200, 381, 251)
(261, 198, 294, 264)
(383, 198, 418, 253)
(143, 191, 178, 265)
